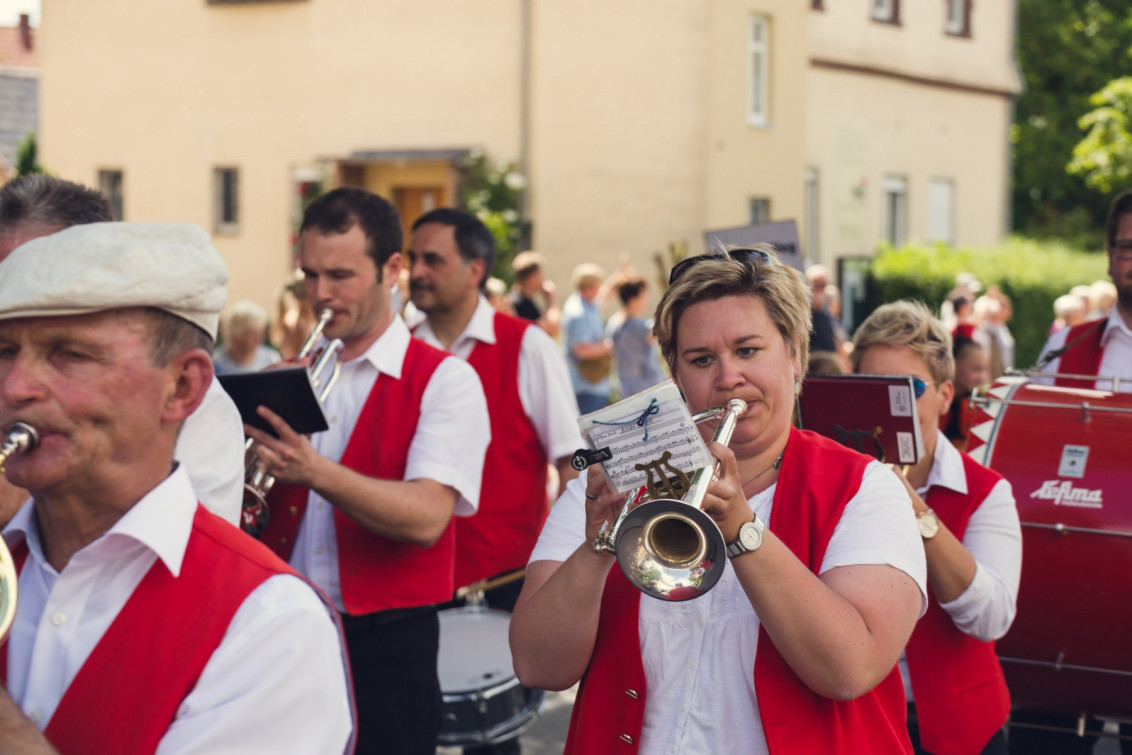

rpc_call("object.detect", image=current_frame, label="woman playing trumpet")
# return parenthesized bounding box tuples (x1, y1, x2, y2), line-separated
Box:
(510, 247, 928, 754)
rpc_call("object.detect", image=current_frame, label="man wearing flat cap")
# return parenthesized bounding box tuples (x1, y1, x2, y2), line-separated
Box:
(0, 223, 352, 753)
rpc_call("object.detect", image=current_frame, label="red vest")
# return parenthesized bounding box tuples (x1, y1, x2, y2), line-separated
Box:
(1, 506, 296, 754)
(1054, 319, 1106, 389)
(262, 338, 455, 616)
(458, 312, 547, 586)
(564, 428, 913, 754)
(905, 453, 1011, 755)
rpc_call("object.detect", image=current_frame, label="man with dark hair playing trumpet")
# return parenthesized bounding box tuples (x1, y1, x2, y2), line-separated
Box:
(0, 222, 352, 752)
(246, 188, 490, 755)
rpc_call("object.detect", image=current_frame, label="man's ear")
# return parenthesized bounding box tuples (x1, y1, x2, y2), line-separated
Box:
(937, 378, 956, 416)
(162, 348, 213, 425)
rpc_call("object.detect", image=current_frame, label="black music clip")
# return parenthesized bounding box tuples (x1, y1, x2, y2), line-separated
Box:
(571, 447, 613, 471)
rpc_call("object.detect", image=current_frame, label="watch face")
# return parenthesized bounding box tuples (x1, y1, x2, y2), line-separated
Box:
(918, 511, 940, 539)
(739, 521, 762, 551)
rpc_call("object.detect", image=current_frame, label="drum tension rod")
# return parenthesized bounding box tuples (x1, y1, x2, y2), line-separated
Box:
(1080, 402, 1091, 423)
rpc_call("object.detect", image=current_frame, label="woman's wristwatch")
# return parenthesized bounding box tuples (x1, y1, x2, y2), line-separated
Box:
(726, 514, 766, 558)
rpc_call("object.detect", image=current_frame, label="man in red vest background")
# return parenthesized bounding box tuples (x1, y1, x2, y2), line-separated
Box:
(407, 207, 582, 754)
(0, 222, 352, 753)
(247, 189, 490, 755)
(1035, 189, 1132, 392)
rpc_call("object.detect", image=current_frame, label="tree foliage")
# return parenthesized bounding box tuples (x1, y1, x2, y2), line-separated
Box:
(1068, 77, 1132, 194)
(456, 150, 529, 285)
(1012, 0, 1132, 243)
(15, 132, 42, 176)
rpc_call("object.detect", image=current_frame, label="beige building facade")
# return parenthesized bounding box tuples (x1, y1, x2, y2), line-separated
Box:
(806, 0, 1022, 264)
(35, 1, 1016, 314)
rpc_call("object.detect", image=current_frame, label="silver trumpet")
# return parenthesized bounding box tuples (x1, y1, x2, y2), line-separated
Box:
(593, 399, 747, 602)
(241, 309, 343, 536)
(0, 422, 39, 641)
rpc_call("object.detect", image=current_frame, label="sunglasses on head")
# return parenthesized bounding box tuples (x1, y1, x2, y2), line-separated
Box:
(667, 248, 771, 285)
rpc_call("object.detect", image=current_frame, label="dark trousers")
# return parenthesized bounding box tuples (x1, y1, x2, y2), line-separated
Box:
(444, 573, 526, 755)
(908, 704, 1009, 755)
(341, 605, 441, 755)
(1008, 712, 1132, 755)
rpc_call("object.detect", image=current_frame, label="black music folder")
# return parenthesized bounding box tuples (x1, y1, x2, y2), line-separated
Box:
(797, 374, 925, 464)
(217, 366, 329, 437)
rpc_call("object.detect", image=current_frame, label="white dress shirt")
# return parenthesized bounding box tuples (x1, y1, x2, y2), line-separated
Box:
(897, 430, 1022, 700)
(412, 296, 583, 467)
(3, 466, 353, 753)
(1034, 307, 1132, 391)
(290, 315, 490, 611)
(529, 460, 927, 755)
(175, 378, 245, 524)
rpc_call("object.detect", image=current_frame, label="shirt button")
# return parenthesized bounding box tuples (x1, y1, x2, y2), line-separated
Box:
(317, 501, 326, 509)
(28, 709, 42, 724)
(315, 545, 324, 555)
(51, 611, 67, 627)
(679, 704, 686, 711)
(697, 617, 704, 626)
(687, 662, 695, 669)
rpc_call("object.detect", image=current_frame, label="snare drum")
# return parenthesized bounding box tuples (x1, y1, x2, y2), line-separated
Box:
(437, 605, 546, 747)
(968, 376, 1132, 719)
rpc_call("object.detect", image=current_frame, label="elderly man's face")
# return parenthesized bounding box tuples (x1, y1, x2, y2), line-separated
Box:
(0, 311, 174, 497)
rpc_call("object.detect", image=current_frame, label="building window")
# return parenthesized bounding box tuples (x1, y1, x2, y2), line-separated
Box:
(214, 167, 240, 234)
(872, 0, 900, 24)
(804, 168, 819, 264)
(927, 178, 954, 245)
(945, 0, 971, 36)
(882, 176, 907, 247)
(747, 15, 770, 128)
(749, 197, 771, 226)
(811, 0, 824, 9)
(98, 170, 124, 221)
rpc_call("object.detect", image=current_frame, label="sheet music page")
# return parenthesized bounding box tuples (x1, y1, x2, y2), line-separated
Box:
(578, 380, 714, 493)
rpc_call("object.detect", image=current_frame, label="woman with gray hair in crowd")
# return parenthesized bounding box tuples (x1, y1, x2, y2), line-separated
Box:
(511, 246, 927, 754)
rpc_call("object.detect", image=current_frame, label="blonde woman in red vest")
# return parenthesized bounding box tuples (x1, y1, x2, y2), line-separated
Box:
(511, 246, 928, 754)
(852, 301, 1022, 755)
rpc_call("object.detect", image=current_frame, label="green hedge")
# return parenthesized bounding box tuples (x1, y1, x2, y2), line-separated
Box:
(866, 238, 1110, 369)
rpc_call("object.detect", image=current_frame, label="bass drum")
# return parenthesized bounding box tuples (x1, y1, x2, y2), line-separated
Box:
(436, 605, 546, 747)
(968, 376, 1132, 720)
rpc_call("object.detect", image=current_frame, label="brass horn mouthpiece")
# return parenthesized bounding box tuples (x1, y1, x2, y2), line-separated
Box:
(0, 421, 39, 473)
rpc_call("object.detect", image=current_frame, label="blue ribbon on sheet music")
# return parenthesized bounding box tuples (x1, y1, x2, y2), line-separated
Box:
(590, 397, 661, 442)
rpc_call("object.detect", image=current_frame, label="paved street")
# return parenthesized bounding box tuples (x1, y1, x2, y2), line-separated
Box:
(437, 685, 575, 755)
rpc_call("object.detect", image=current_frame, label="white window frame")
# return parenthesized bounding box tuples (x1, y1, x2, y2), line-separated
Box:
(214, 166, 240, 235)
(927, 178, 954, 245)
(747, 15, 770, 128)
(749, 197, 771, 226)
(945, 0, 969, 36)
(804, 168, 819, 265)
(872, 0, 897, 23)
(882, 175, 908, 247)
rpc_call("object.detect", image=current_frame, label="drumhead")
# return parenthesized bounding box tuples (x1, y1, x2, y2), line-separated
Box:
(437, 606, 517, 694)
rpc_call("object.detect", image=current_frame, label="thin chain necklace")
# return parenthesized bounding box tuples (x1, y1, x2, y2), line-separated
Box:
(742, 454, 783, 488)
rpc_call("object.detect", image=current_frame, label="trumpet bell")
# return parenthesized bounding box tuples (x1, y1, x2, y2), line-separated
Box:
(615, 498, 726, 602)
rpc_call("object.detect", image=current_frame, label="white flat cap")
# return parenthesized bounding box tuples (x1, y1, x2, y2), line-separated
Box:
(0, 222, 228, 339)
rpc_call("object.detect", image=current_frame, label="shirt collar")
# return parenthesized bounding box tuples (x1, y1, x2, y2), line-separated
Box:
(1101, 307, 1132, 346)
(919, 429, 968, 496)
(352, 314, 410, 380)
(412, 296, 497, 352)
(3, 464, 199, 577)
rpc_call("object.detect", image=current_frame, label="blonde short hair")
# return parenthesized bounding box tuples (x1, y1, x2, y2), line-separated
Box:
(850, 300, 953, 384)
(654, 244, 811, 378)
(572, 263, 606, 290)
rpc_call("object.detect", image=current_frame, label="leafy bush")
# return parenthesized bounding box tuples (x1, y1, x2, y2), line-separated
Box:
(867, 238, 1109, 368)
